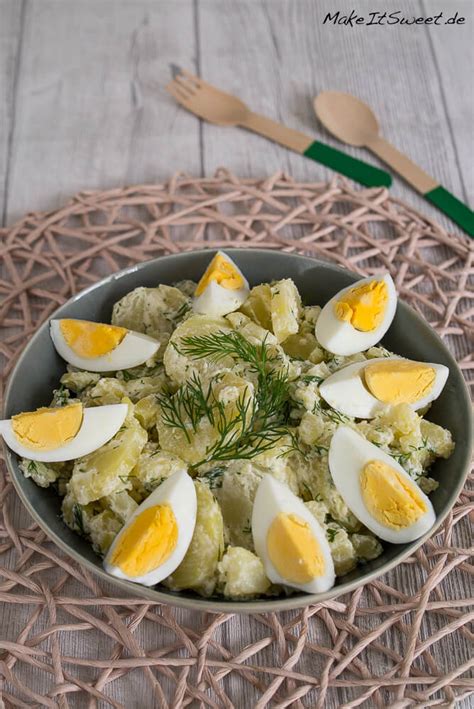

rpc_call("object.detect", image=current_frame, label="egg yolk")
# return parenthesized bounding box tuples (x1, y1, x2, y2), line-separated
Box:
(334, 280, 388, 332)
(267, 513, 325, 584)
(364, 360, 436, 404)
(360, 460, 427, 530)
(60, 320, 127, 358)
(110, 504, 178, 577)
(12, 403, 83, 451)
(195, 253, 244, 296)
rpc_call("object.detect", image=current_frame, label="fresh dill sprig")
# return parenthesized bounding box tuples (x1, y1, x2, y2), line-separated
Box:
(157, 331, 292, 467)
(157, 372, 214, 443)
(179, 330, 274, 376)
(279, 429, 305, 458)
(167, 332, 290, 463)
(192, 390, 287, 467)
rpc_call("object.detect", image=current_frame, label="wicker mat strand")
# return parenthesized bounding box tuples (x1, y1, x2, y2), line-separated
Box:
(0, 171, 472, 708)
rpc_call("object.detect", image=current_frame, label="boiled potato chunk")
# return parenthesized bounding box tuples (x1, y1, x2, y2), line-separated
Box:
(19, 459, 69, 489)
(165, 482, 224, 596)
(104, 491, 138, 522)
(70, 402, 147, 504)
(60, 370, 100, 393)
(270, 279, 302, 343)
(327, 527, 357, 576)
(88, 510, 123, 555)
(282, 331, 319, 361)
(130, 444, 187, 500)
(163, 315, 233, 385)
(112, 284, 189, 356)
(217, 547, 271, 598)
(134, 394, 162, 430)
(239, 284, 273, 331)
(214, 463, 260, 549)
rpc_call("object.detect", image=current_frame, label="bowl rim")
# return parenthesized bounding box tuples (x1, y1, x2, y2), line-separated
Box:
(3, 248, 473, 614)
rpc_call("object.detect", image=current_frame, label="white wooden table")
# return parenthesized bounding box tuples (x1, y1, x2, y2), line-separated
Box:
(1, 1, 472, 707)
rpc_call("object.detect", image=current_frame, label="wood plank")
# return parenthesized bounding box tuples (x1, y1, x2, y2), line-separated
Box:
(197, 3, 472, 704)
(423, 0, 473, 206)
(4, 0, 200, 225)
(198, 0, 468, 233)
(0, 0, 23, 225)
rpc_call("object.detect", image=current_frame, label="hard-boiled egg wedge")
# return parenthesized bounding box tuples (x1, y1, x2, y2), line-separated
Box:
(0, 402, 127, 462)
(315, 274, 397, 356)
(320, 357, 449, 419)
(252, 475, 335, 594)
(193, 251, 250, 317)
(50, 319, 160, 372)
(104, 469, 197, 586)
(329, 426, 436, 544)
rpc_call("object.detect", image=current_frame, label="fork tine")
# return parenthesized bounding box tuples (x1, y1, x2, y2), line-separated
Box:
(168, 78, 194, 99)
(174, 74, 198, 95)
(179, 68, 202, 88)
(165, 81, 191, 104)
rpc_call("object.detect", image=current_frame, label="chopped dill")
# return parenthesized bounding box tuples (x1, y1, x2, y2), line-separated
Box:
(313, 444, 329, 456)
(27, 460, 38, 474)
(144, 476, 166, 493)
(118, 474, 136, 483)
(326, 527, 338, 543)
(200, 466, 227, 489)
(300, 375, 324, 385)
(73, 504, 85, 535)
(52, 385, 70, 407)
(174, 301, 191, 320)
(312, 399, 350, 425)
(242, 521, 252, 534)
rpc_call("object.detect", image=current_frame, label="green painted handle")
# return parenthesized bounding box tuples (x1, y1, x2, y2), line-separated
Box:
(425, 186, 474, 238)
(303, 140, 392, 188)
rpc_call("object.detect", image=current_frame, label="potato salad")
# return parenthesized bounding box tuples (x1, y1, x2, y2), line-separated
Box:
(5, 251, 455, 599)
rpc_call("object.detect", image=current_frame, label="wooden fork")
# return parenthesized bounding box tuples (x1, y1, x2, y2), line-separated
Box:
(165, 69, 392, 188)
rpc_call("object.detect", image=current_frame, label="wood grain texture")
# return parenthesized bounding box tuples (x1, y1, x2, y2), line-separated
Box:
(198, 0, 471, 229)
(0, 0, 23, 225)
(0, 1, 472, 706)
(423, 0, 474, 206)
(3, 0, 200, 223)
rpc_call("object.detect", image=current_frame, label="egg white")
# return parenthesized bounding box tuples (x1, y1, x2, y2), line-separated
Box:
(315, 274, 397, 356)
(252, 475, 335, 594)
(319, 357, 449, 419)
(193, 252, 250, 317)
(50, 319, 160, 372)
(328, 426, 436, 544)
(104, 469, 197, 586)
(0, 403, 128, 462)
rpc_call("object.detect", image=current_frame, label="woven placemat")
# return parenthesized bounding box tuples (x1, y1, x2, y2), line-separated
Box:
(0, 170, 472, 708)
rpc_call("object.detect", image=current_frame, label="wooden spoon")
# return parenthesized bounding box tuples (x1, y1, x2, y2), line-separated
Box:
(314, 91, 473, 237)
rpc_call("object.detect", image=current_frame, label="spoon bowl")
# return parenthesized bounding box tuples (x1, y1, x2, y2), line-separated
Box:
(314, 91, 380, 147)
(313, 90, 474, 236)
